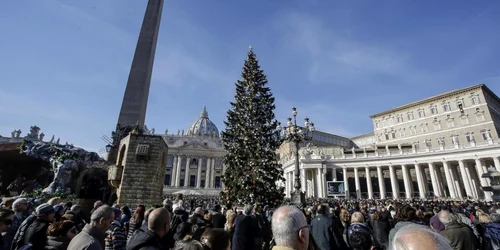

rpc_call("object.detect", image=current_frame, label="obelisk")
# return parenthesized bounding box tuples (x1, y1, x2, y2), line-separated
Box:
(109, 0, 164, 163)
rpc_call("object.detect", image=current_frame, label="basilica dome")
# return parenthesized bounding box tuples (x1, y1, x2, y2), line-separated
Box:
(186, 107, 220, 138)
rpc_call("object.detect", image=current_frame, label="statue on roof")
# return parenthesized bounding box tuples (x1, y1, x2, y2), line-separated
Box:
(49, 135, 55, 143)
(150, 128, 155, 135)
(56, 138, 60, 145)
(39, 132, 45, 141)
(165, 129, 168, 135)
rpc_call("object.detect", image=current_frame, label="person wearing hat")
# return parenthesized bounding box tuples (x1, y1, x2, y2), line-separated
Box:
(23, 203, 55, 250)
(3, 198, 29, 249)
(211, 205, 226, 229)
(0, 208, 14, 250)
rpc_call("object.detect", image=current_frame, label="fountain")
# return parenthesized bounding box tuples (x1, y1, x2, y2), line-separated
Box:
(481, 168, 500, 202)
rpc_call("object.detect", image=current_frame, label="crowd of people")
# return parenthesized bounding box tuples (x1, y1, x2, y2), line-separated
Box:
(0, 194, 500, 250)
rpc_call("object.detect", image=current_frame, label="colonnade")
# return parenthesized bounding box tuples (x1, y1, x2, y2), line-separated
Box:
(284, 156, 500, 200)
(168, 155, 224, 189)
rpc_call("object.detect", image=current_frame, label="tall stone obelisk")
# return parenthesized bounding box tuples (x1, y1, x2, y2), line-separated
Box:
(117, 0, 163, 130)
(106, 0, 168, 206)
(108, 0, 164, 164)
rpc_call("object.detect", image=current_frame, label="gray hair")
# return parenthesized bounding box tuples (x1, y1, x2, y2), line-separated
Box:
(392, 224, 452, 250)
(90, 205, 113, 223)
(490, 213, 500, 223)
(351, 212, 364, 223)
(243, 204, 254, 216)
(272, 205, 306, 247)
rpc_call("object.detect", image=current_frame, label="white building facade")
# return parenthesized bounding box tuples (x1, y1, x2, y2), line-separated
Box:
(280, 84, 500, 200)
(161, 107, 226, 193)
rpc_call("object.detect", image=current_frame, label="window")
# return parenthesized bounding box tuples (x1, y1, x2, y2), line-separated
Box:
(396, 115, 403, 123)
(382, 118, 388, 127)
(167, 155, 174, 167)
(430, 105, 438, 115)
(460, 114, 469, 125)
(391, 130, 396, 139)
(465, 133, 474, 143)
(407, 112, 414, 121)
(385, 133, 389, 140)
(442, 102, 451, 112)
(413, 142, 420, 151)
(433, 118, 441, 130)
(437, 137, 445, 147)
(446, 115, 454, 128)
(470, 93, 481, 105)
(475, 108, 485, 122)
(420, 123, 428, 133)
(425, 139, 432, 148)
(456, 98, 465, 109)
(410, 126, 417, 135)
(399, 128, 405, 137)
(481, 130, 490, 141)
(418, 109, 425, 118)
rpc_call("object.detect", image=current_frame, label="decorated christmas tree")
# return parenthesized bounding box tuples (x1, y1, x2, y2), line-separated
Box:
(221, 47, 285, 206)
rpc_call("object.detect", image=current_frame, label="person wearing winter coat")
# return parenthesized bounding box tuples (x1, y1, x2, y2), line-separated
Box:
(126, 208, 170, 250)
(23, 204, 55, 250)
(45, 220, 78, 250)
(104, 208, 127, 250)
(439, 211, 477, 250)
(68, 205, 115, 250)
(482, 213, 500, 250)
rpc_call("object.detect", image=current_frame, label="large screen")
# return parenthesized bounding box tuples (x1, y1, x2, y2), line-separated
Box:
(326, 181, 345, 196)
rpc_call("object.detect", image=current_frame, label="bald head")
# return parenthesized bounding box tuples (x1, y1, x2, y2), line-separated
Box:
(392, 224, 452, 250)
(148, 208, 170, 237)
(272, 206, 308, 250)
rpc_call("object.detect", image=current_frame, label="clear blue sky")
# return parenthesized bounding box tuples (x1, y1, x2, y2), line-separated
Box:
(1, 0, 499, 152)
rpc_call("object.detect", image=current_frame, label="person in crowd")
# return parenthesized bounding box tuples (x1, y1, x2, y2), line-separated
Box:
(310, 204, 346, 250)
(270, 205, 309, 250)
(68, 205, 114, 250)
(346, 212, 372, 249)
(211, 205, 226, 229)
(174, 239, 204, 250)
(1, 198, 15, 210)
(451, 206, 480, 239)
(370, 210, 389, 250)
(482, 213, 500, 250)
(173, 222, 194, 248)
(163, 199, 173, 214)
(126, 205, 145, 240)
(200, 228, 231, 250)
(45, 220, 78, 250)
(387, 205, 425, 250)
(429, 207, 445, 233)
(0, 208, 14, 250)
(339, 208, 350, 244)
(4, 198, 29, 249)
(126, 208, 170, 250)
(53, 205, 64, 222)
(120, 206, 131, 228)
(391, 224, 453, 250)
(46, 198, 61, 207)
(439, 210, 477, 250)
(104, 208, 127, 250)
(232, 204, 258, 250)
(347, 222, 375, 250)
(22, 203, 55, 250)
(173, 194, 185, 211)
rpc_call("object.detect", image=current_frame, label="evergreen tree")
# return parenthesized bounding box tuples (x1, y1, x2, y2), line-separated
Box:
(221, 47, 285, 206)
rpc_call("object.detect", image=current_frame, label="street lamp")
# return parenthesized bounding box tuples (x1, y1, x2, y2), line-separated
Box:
(277, 107, 315, 207)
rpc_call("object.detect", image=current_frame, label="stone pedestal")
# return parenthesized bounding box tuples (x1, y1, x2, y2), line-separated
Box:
(114, 134, 168, 206)
(291, 190, 306, 208)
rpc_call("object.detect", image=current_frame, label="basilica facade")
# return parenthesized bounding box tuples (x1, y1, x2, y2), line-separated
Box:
(279, 83, 500, 200)
(161, 107, 226, 193)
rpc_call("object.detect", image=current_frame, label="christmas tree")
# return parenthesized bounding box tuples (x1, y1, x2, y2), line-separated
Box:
(221, 47, 285, 206)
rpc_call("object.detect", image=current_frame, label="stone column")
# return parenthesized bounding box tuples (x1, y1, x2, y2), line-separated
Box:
(435, 167, 446, 197)
(205, 157, 211, 188)
(196, 157, 203, 188)
(331, 168, 336, 181)
(210, 158, 216, 188)
(458, 160, 473, 198)
(343, 168, 349, 198)
(442, 161, 456, 198)
(171, 155, 178, 186)
(354, 168, 361, 199)
(377, 166, 386, 199)
(389, 165, 399, 199)
(415, 164, 426, 199)
(402, 165, 412, 199)
(476, 158, 492, 200)
(428, 163, 440, 197)
(184, 157, 191, 188)
(175, 155, 182, 187)
(493, 157, 500, 172)
(322, 169, 327, 198)
(301, 168, 307, 194)
(365, 167, 373, 199)
(464, 161, 479, 198)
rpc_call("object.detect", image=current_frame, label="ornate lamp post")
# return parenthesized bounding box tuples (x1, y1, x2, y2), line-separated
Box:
(277, 107, 315, 207)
